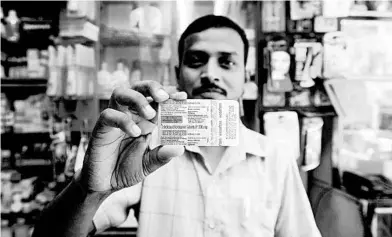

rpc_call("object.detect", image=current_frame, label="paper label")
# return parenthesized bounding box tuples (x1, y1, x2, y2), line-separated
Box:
(158, 99, 239, 146)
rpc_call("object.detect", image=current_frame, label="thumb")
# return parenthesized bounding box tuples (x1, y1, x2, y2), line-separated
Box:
(145, 145, 185, 175)
(156, 145, 185, 161)
(93, 185, 141, 233)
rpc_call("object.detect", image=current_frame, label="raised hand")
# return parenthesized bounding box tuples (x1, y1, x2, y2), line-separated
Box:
(79, 81, 186, 193)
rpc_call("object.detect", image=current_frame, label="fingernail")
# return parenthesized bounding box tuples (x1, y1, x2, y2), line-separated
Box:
(143, 105, 156, 119)
(131, 124, 141, 136)
(157, 89, 169, 101)
(146, 96, 154, 103)
(171, 91, 187, 99)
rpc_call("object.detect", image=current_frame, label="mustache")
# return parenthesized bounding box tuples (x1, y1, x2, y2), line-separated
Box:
(192, 84, 227, 96)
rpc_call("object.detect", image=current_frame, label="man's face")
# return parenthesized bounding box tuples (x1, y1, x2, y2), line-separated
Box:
(176, 27, 246, 100)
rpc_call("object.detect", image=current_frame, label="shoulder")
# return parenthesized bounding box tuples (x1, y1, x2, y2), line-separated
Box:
(251, 132, 295, 178)
(241, 126, 270, 156)
(242, 126, 293, 174)
(241, 125, 295, 168)
(243, 126, 291, 165)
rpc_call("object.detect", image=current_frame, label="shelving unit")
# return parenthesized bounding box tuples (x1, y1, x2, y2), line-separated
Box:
(97, 0, 179, 113)
(1, 78, 48, 87)
(254, 1, 340, 194)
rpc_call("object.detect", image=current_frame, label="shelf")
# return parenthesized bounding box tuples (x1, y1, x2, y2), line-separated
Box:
(16, 159, 52, 167)
(100, 1, 134, 5)
(348, 11, 392, 18)
(1, 131, 50, 136)
(335, 75, 392, 81)
(260, 106, 336, 117)
(57, 36, 96, 47)
(100, 35, 166, 47)
(100, 25, 168, 48)
(1, 78, 48, 88)
(1, 78, 48, 100)
(61, 15, 99, 26)
(260, 31, 325, 36)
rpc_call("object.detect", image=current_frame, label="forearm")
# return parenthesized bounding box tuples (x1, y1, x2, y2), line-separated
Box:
(32, 176, 111, 237)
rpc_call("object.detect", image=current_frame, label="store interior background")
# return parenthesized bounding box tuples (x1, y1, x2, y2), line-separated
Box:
(1, 0, 391, 236)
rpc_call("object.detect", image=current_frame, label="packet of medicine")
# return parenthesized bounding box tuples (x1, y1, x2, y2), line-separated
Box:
(158, 99, 239, 146)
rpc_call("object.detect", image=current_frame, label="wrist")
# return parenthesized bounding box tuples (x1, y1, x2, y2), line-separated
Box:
(73, 170, 112, 201)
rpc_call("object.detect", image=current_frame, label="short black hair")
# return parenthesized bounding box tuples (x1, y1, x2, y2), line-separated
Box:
(178, 15, 249, 66)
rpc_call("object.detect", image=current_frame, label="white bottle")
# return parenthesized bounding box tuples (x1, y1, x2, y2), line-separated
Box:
(5, 10, 20, 42)
(111, 59, 129, 89)
(88, 47, 95, 97)
(65, 45, 77, 97)
(46, 46, 56, 96)
(98, 61, 112, 97)
(129, 60, 142, 85)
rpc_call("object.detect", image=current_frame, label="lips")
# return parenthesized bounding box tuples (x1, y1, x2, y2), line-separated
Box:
(202, 88, 225, 94)
(193, 86, 227, 97)
(199, 92, 226, 99)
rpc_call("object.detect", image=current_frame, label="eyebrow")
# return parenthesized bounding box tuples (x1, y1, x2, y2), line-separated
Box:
(220, 51, 239, 57)
(185, 50, 239, 56)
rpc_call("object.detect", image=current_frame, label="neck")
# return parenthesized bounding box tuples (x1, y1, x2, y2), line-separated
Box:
(199, 146, 228, 172)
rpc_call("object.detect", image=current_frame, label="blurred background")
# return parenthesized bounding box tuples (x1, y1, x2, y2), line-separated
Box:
(1, 1, 391, 236)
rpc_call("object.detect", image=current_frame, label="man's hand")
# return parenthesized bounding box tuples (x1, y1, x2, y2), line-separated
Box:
(79, 81, 186, 193)
(93, 184, 142, 234)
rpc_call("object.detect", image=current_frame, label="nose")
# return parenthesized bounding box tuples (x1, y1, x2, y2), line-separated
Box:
(201, 58, 221, 83)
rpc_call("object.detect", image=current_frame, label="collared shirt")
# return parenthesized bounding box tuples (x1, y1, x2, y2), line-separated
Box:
(131, 124, 322, 237)
(91, 124, 321, 236)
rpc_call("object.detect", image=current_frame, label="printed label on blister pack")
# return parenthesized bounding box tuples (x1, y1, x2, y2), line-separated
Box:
(158, 99, 239, 146)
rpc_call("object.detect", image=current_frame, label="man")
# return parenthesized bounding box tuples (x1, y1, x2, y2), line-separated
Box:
(32, 15, 321, 237)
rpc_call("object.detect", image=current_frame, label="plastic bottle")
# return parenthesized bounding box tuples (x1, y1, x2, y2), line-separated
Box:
(1, 219, 12, 237)
(13, 218, 29, 237)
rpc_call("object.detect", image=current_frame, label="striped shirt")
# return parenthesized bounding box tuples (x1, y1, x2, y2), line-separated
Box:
(133, 123, 322, 237)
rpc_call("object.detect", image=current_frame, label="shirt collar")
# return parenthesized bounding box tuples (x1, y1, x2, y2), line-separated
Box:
(240, 123, 267, 157)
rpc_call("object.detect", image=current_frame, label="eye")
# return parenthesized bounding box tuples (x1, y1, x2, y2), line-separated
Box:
(219, 57, 236, 70)
(184, 52, 207, 68)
